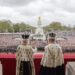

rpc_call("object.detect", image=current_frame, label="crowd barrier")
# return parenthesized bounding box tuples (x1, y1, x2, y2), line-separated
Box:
(0, 53, 75, 75)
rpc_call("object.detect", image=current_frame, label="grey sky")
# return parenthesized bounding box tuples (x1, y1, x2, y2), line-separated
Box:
(0, 0, 36, 6)
(0, 0, 75, 27)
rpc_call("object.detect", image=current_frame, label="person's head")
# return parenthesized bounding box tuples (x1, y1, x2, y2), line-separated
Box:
(47, 32, 56, 43)
(22, 34, 30, 45)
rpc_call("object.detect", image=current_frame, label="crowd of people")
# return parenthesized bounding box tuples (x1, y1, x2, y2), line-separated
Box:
(0, 32, 75, 53)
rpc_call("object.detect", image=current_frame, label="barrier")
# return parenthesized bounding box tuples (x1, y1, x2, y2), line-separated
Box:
(0, 53, 75, 75)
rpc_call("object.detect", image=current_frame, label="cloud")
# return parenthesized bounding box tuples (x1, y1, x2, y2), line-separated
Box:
(0, 0, 36, 7)
(0, 0, 75, 27)
(63, 0, 75, 13)
(0, 6, 27, 23)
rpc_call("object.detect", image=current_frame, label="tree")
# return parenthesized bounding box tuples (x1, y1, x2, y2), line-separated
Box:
(0, 20, 36, 33)
(49, 22, 63, 30)
(72, 25, 75, 31)
(0, 20, 13, 32)
(43, 22, 63, 32)
(13, 23, 20, 32)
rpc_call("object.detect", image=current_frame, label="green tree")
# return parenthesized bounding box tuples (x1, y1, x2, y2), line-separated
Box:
(43, 22, 63, 32)
(13, 23, 20, 32)
(49, 22, 63, 30)
(0, 20, 36, 33)
(0, 20, 13, 32)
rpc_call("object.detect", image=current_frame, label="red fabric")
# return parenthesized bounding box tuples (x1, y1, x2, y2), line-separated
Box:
(0, 53, 75, 75)
(0, 53, 16, 75)
(64, 53, 75, 59)
(33, 53, 43, 59)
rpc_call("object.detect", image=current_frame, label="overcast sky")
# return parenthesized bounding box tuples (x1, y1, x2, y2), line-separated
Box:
(0, 0, 75, 27)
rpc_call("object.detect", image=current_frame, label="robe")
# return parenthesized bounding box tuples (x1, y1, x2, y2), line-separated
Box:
(40, 43, 65, 75)
(16, 45, 35, 75)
